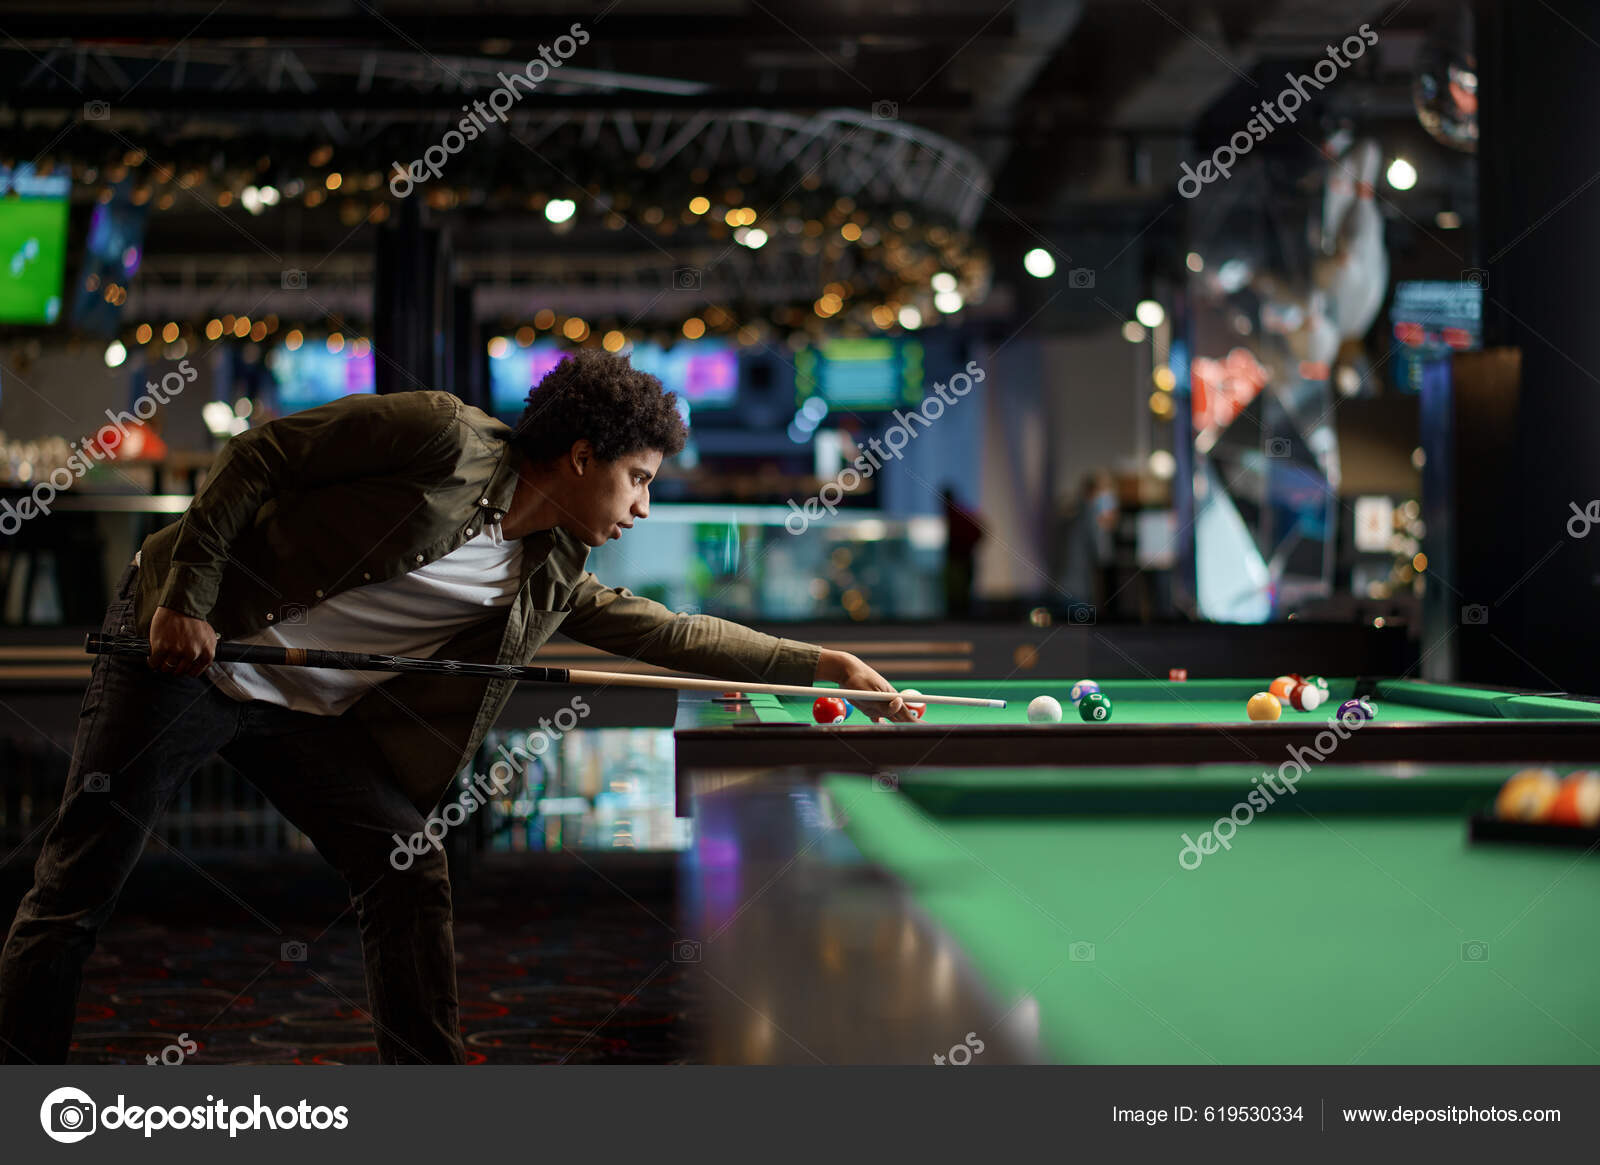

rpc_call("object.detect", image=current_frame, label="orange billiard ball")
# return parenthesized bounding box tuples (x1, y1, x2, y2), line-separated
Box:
(1268, 675, 1298, 701)
(1247, 692, 1283, 721)
(1543, 770, 1600, 827)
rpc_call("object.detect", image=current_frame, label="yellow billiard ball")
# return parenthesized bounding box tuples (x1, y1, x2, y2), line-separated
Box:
(1246, 692, 1282, 721)
(1494, 769, 1561, 822)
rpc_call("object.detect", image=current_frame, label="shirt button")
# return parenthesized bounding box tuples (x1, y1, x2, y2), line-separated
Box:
(492, 512, 502, 521)
(415, 554, 425, 563)
(479, 497, 489, 506)
(315, 589, 325, 598)
(265, 612, 274, 621)
(363, 572, 371, 580)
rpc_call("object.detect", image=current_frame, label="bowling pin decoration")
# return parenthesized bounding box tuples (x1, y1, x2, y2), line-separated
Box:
(1315, 137, 1389, 341)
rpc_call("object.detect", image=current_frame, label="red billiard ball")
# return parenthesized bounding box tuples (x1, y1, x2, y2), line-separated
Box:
(812, 696, 848, 724)
(1287, 682, 1321, 711)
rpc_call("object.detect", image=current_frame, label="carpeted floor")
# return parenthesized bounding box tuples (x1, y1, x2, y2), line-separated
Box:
(2, 852, 700, 1065)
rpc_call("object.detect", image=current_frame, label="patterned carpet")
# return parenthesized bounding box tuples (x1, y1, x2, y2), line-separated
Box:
(2, 852, 699, 1065)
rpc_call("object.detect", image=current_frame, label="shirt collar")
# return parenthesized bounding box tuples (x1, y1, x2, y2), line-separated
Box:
(478, 439, 521, 521)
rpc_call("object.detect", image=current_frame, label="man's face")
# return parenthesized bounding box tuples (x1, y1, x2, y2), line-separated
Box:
(564, 446, 662, 547)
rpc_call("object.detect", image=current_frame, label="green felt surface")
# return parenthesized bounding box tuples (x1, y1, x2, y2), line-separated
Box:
(824, 772, 1600, 1064)
(782, 679, 1600, 726)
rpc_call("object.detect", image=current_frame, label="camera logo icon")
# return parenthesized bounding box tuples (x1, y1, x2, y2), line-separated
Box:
(280, 940, 308, 962)
(281, 269, 308, 290)
(872, 772, 900, 792)
(871, 99, 899, 121)
(40, 1086, 97, 1143)
(1461, 268, 1488, 289)
(1068, 267, 1095, 289)
(672, 939, 702, 963)
(1067, 603, 1096, 625)
(1069, 941, 1096, 962)
(672, 266, 702, 291)
(279, 603, 307, 625)
(1461, 940, 1490, 962)
(1461, 604, 1489, 625)
(83, 100, 110, 121)
(1266, 437, 1292, 458)
(84, 772, 111, 794)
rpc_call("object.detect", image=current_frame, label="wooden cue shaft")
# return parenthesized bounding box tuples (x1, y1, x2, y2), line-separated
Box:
(84, 633, 1007, 708)
(561, 668, 1005, 707)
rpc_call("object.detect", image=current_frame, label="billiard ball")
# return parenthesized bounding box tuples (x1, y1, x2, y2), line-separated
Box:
(1247, 692, 1282, 721)
(1304, 675, 1330, 695)
(1268, 675, 1298, 701)
(1495, 768, 1562, 822)
(1335, 697, 1375, 723)
(1027, 695, 1063, 723)
(1543, 770, 1600, 827)
(898, 689, 926, 720)
(1069, 680, 1101, 705)
(1079, 692, 1113, 722)
(1287, 683, 1322, 712)
(812, 696, 847, 724)
(841, 700, 854, 719)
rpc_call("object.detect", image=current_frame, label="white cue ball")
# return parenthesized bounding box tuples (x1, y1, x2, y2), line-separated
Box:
(1027, 695, 1063, 723)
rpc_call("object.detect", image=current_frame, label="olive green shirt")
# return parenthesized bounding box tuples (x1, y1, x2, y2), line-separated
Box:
(132, 390, 820, 812)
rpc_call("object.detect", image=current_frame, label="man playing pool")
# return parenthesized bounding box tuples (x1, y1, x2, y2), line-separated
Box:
(0, 348, 914, 1065)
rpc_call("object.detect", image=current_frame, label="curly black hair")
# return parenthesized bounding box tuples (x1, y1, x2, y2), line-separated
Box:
(510, 348, 687, 465)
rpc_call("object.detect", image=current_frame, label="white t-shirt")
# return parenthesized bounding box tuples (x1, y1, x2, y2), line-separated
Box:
(205, 520, 525, 715)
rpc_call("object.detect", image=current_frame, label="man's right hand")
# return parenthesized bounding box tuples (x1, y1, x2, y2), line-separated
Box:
(149, 605, 218, 676)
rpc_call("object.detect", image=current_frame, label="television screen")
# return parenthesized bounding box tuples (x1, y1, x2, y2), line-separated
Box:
(1389, 280, 1482, 393)
(794, 337, 925, 410)
(0, 165, 71, 325)
(266, 345, 375, 412)
(627, 340, 738, 408)
(489, 338, 740, 417)
(72, 196, 149, 335)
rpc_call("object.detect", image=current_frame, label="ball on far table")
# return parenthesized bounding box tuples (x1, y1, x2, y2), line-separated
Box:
(1078, 692, 1113, 722)
(1336, 697, 1376, 723)
(1543, 770, 1600, 827)
(1247, 691, 1282, 721)
(1069, 680, 1101, 705)
(1495, 768, 1561, 823)
(1027, 695, 1063, 723)
(898, 689, 926, 720)
(812, 696, 847, 725)
(1268, 675, 1298, 701)
(1304, 675, 1330, 695)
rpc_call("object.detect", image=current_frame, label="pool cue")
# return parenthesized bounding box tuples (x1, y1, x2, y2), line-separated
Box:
(84, 633, 1008, 708)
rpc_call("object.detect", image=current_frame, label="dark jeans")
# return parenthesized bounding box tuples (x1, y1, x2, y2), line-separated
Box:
(0, 561, 465, 1064)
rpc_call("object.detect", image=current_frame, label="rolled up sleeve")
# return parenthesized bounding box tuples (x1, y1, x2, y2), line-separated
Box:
(559, 572, 819, 685)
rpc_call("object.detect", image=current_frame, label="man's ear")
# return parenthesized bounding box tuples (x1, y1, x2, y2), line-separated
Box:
(568, 439, 594, 475)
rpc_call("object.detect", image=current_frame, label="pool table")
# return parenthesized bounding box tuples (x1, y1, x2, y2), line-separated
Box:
(682, 758, 1600, 1064)
(674, 678, 1600, 811)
